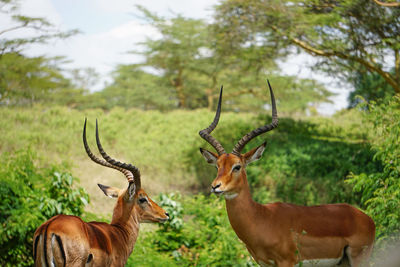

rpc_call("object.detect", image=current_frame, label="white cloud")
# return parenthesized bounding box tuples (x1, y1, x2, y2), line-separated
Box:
(26, 20, 159, 90)
(0, 0, 62, 40)
(95, 0, 216, 19)
(20, 0, 62, 25)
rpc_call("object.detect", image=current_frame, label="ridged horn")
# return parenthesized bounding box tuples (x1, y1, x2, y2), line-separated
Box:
(199, 86, 226, 155)
(231, 80, 278, 156)
(95, 120, 141, 190)
(83, 118, 134, 182)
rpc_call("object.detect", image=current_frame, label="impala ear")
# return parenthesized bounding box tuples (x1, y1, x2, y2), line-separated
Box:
(200, 148, 218, 165)
(243, 142, 266, 166)
(98, 184, 120, 198)
(126, 182, 136, 201)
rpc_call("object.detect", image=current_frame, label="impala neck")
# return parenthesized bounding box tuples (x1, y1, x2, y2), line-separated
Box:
(110, 198, 140, 262)
(224, 172, 262, 244)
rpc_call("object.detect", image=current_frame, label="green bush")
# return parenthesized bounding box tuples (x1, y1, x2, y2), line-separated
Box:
(347, 96, 400, 242)
(128, 193, 257, 266)
(0, 150, 89, 266)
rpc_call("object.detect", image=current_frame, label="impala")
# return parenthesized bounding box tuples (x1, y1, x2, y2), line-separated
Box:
(33, 119, 169, 267)
(199, 82, 375, 267)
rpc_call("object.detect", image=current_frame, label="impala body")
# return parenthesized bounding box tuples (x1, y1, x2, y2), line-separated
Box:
(199, 83, 375, 267)
(33, 119, 169, 267)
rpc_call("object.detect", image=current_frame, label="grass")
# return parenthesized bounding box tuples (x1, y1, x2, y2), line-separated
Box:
(1, 105, 258, 215)
(1, 105, 372, 216)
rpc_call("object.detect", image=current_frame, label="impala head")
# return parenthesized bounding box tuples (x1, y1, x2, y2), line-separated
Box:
(199, 81, 278, 199)
(83, 119, 169, 223)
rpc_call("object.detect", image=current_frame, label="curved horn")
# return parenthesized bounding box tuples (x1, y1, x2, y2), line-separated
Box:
(199, 86, 226, 155)
(95, 120, 141, 190)
(231, 80, 278, 156)
(83, 118, 134, 182)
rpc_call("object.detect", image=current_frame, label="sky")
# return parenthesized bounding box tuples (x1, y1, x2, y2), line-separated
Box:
(1, 0, 348, 114)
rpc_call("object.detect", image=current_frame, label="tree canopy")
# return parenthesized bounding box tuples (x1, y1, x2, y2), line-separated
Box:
(0, 0, 84, 106)
(119, 5, 332, 114)
(213, 0, 400, 94)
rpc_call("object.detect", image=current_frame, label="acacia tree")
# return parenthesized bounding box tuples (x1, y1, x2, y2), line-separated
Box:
(91, 64, 175, 110)
(132, 5, 331, 113)
(134, 6, 212, 109)
(0, 0, 82, 106)
(213, 0, 400, 94)
(0, 0, 76, 55)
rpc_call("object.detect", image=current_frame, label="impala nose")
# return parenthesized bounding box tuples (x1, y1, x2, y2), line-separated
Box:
(165, 212, 169, 218)
(211, 183, 221, 192)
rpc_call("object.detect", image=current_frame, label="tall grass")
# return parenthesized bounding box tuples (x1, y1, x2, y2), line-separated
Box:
(1, 105, 378, 212)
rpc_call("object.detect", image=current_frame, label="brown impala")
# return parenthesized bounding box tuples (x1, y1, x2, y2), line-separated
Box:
(33, 119, 169, 267)
(199, 82, 375, 267)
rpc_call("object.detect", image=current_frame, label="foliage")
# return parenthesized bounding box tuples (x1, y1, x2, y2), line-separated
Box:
(88, 64, 175, 111)
(213, 0, 400, 93)
(130, 6, 332, 114)
(0, 0, 77, 54)
(0, 0, 86, 107)
(0, 149, 89, 266)
(0, 52, 86, 106)
(134, 6, 210, 109)
(0, 105, 387, 266)
(347, 95, 400, 242)
(348, 67, 396, 108)
(0, 105, 380, 207)
(128, 193, 257, 266)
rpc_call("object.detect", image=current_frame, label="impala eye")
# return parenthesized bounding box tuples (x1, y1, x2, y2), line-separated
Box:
(139, 198, 147, 204)
(233, 165, 241, 172)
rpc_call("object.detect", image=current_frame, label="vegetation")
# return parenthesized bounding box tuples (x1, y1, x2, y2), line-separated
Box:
(213, 0, 400, 94)
(129, 6, 332, 114)
(0, 150, 88, 266)
(128, 193, 257, 266)
(0, 105, 388, 265)
(347, 96, 400, 242)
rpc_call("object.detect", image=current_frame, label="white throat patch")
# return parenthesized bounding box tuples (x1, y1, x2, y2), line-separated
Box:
(224, 192, 238, 200)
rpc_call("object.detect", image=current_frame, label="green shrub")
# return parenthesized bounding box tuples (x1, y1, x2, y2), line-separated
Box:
(347, 96, 400, 242)
(128, 193, 257, 266)
(0, 150, 89, 266)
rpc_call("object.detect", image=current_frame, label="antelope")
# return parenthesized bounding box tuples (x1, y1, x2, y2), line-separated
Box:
(33, 119, 169, 267)
(199, 82, 375, 267)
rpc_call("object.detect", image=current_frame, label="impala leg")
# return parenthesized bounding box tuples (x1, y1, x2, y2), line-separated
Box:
(346, 245, 372, 267)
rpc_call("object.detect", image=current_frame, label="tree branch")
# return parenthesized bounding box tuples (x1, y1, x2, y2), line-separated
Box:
(372, 0, 400, 7)
(0, 23, 28, 36)
(290, 37, 400, 93)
